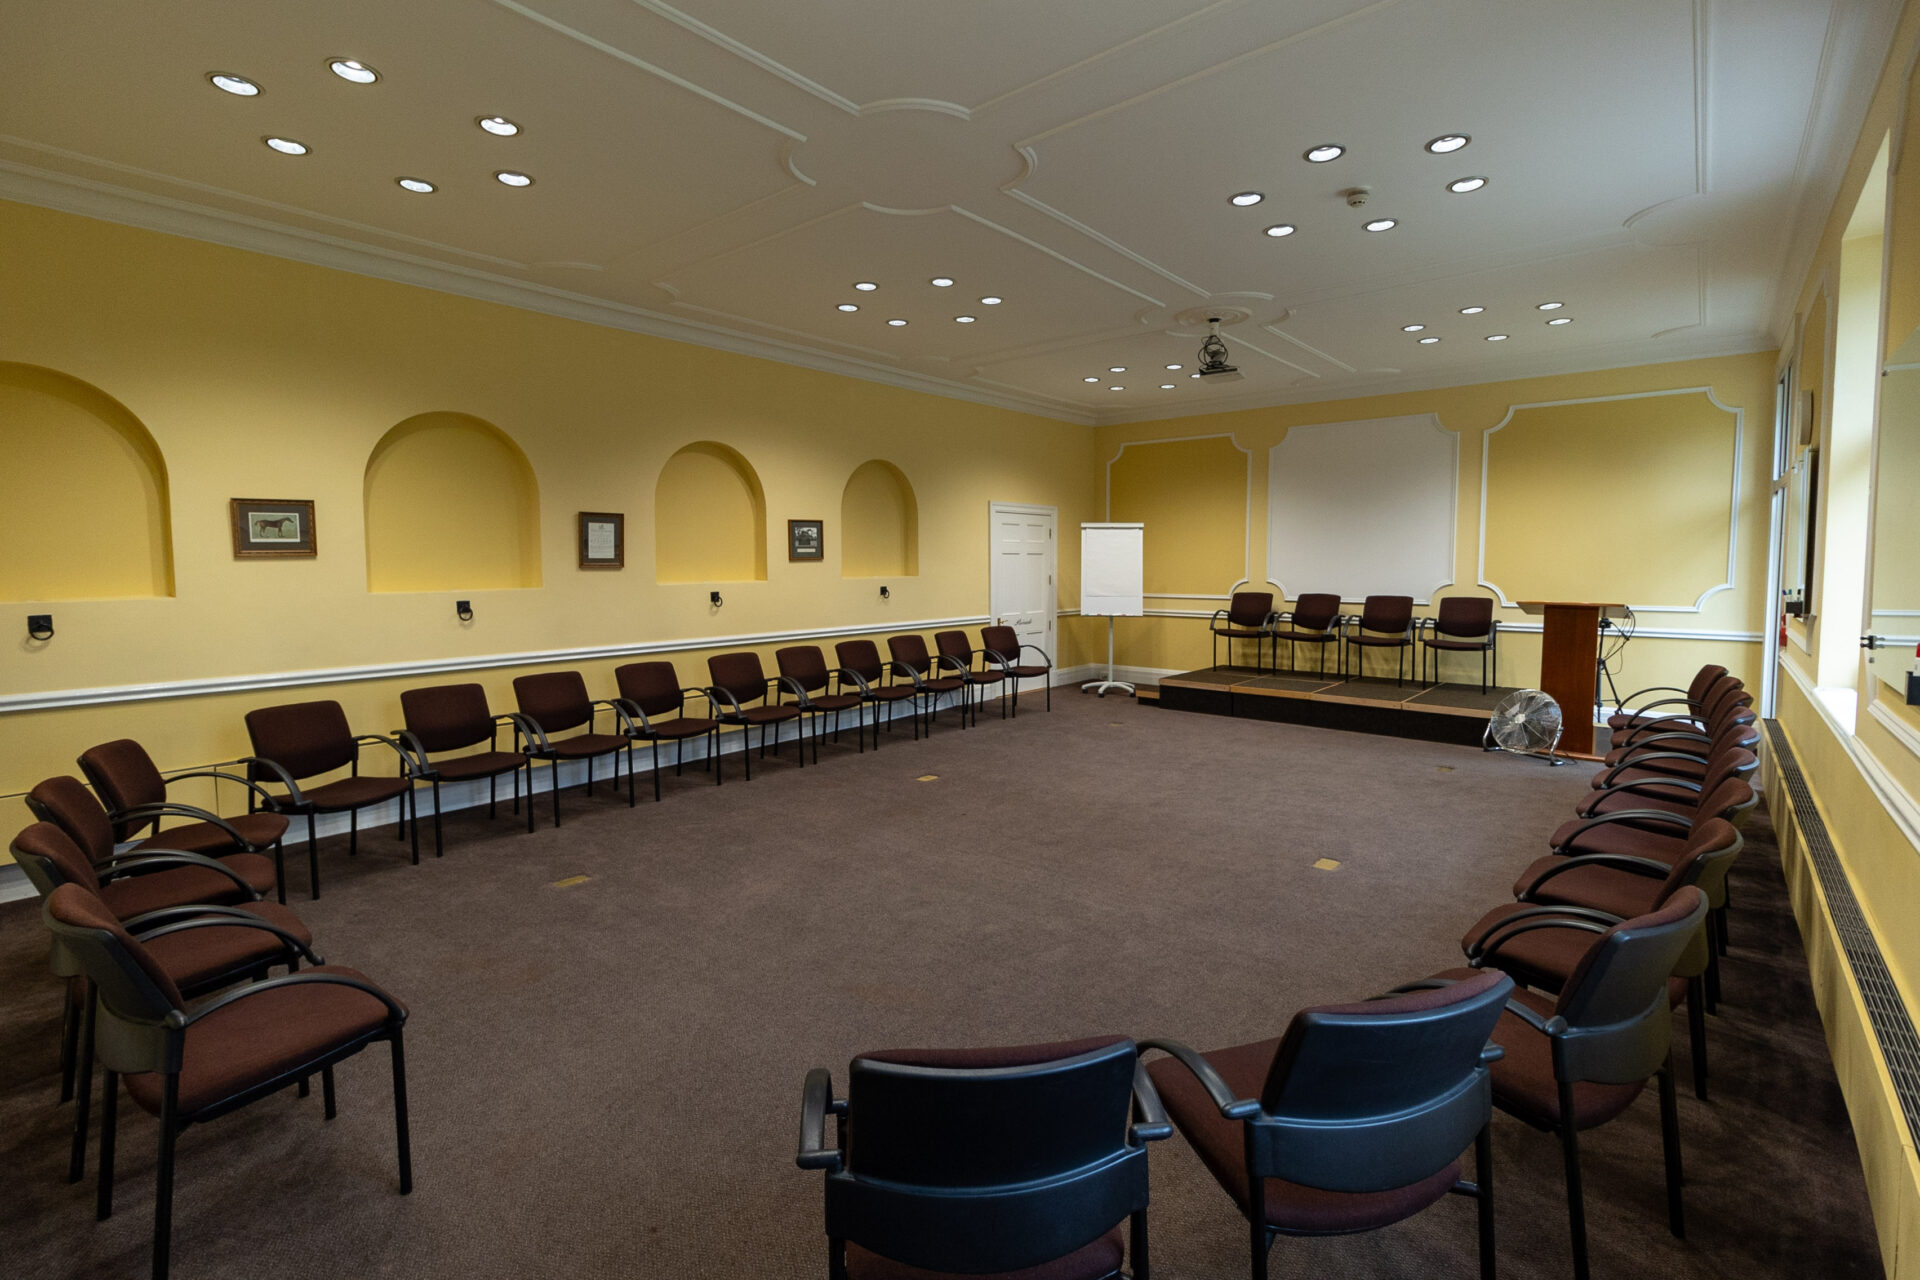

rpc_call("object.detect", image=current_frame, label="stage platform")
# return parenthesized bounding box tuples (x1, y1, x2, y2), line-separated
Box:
(1156, 665, 1536, 748)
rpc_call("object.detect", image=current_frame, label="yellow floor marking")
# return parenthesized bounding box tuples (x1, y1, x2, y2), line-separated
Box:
(1312, 858, 1342, 871)
(917, 774, 939, 782)
(551, 874, 591, 888)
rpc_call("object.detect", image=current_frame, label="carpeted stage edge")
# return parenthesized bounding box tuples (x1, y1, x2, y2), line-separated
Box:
(0, 692, 1883, 1278)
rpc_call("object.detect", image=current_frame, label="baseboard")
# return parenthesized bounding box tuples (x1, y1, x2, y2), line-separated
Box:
(0, 864, 31, 904)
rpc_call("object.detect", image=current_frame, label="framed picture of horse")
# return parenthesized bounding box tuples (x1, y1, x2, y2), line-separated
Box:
(231, 499, 317, 558)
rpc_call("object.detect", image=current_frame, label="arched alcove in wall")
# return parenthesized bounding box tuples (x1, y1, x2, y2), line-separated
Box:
(365, 412, 541, 592)
(655, 441, 767, 583)
(840, 459, 918, 577)
(0, 363, 174, 600)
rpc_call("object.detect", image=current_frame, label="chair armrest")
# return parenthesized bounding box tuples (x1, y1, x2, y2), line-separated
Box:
(113, 801, 242, 837)
(1501, 998, 1568, 1037)
(886, 660, 925, 688)
(391, 730, 435, 779)
(237, 756, 306, 808)
(514, 714, 557, 752)
(1019, 643, 1054, 667)
(591, 699, 637, 735)
(1129, 1060, 1174, 1143)
(614, 698, 656, 734)
(1613, 729, 1712, 754)
(1552, 810, 1695, 849)
(1209, 609, 1230, 628)
(97, 850, 260, 898)
(1137, 1038, 1260, 1119)
(978, 650, 1014, 674)
(834, 667, 874, 696)
(1587, 777, 1702, 803)
(185, 970, 406, 1026)
(1615, 688, 1691, 716)
(705, 685, 745, 717)
(1595, 752, 1711, 786)
(932, 654, 970, 677)
(354, 733, 415, 776)
(1518, 854, 1672, 899)
(1468, 910, 1614, 962)
(163, 768, 283, 810)
(772, 675, 812, 707)
(132, 910, 323, 965)
(796, 1068, 844, 1171)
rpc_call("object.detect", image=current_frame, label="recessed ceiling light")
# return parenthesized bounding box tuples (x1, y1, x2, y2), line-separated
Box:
(1230, 191, 1264, 206)
(887, 318, 908, 326)
(328, 59, 379, 84)
(478, 116, 520, 137)
(1110, 386, 1124, 391)
(1426, 134, 1470, 154)
(837, 304, 859, 312)
(854, 281, 878, 292)
(264, 137, 309, 155)
(1459, 306, 1485, 315)
(1109, 366, 1127, 373)
(1084, 377, 1100, 383)
(397, 178, 435, 193)
(1447, 176, 1487, 194)
(1160, 384, 1176, 390)
(930, 276, 954, 287)
(1402, 324, 1425, 332)
(1363, 218, 1397, 232)
(1537, 301, 1564, 310)
(1165, 364, 1183, 370)
(1486, 334, 1509, 341)
(208, 73, 260, 97)
(954, 315, 976, 323)
(1264, 223, 1296, 238)
(1305, 144, 1345, 163)
(979, 295, 1002, 305)
(1418, 336, 1441, 344)
(494, 170, 532, 187)
(1547, 316, 1573, 326)
(1190, 372, 1201, 378)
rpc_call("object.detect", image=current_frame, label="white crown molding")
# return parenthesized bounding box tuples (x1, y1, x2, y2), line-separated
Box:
(1104, 433, 1252, 598)
(1477, 386, 1742, 612)
(0, 614, 992, 715)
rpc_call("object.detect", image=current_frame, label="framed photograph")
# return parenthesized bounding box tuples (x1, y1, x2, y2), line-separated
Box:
(230, 499, 316, 558)
(788, 518, 824, 562)
(579, 511, 625, 569)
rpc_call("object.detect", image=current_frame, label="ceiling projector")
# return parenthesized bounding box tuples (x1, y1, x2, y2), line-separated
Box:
(1195, 317, 1243, 383)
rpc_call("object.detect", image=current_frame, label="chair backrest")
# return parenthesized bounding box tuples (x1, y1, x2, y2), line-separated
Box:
(614, 662, 686, 718)
(1653, 818, 1743, 902)
(708, 652, 770, 706)
(1697, 748, 1758, 792)
(42, 884, 185, 1070)
(512, 672, 594, 734)
(11, 821, 104, 896)
(1248, 969, 1511, 1193)
(1552, 888, 1709, 1084)
(1227, 592, 1274, 628)
(76, 740, 168, 841)
(1357, 595, 1414, 633)
(1697, 776, 1757, 826)
(245, 700, 356, 781)
(836, 640, 885, 683)
(400, 683, 495, 754)
(981, 626, 1020, 663)
(933, 630, 973, 663)
(776, 646, 833, 694)
(1685, 664, 1730, 710)
(887, 634, 933, 674)
(1434, 597, 1494, 639)
(829, 1036, 1147, 1274)
(24, 776, 117, 863)
(1291, 594, 1342, 631)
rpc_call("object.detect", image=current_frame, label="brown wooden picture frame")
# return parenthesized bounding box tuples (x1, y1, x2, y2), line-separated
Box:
(230, 499, 317, 558)
(579, 511, 625, 569)
(788, 518, 824, 562)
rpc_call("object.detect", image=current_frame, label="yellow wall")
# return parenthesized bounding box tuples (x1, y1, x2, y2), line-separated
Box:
(840, 460, 918, 579)
(654, 441, 768, 584)
(1108, 436, 1248, 596)
(364, 412, 542, 592)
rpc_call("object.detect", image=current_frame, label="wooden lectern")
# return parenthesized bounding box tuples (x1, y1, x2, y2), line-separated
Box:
(1517, 601, 1627, 758)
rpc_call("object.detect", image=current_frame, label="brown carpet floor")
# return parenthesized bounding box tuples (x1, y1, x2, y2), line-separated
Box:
(0, 692, 1883, 1279)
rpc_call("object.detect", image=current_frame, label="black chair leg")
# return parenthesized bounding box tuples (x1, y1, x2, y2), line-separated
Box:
(1660, 1056, 1686, 1237)
(1129, 1208, 1149, 1280)
(348, 809, 358, 858)
(552, 761, 562, 827)
(322, 1065, 337, 1119)
(97, 1069, 118, 1221)
(307, 812, 320, 900)
(69, 983, 95, 1183)
(272, 839, 286, 905)
(1475, 1124, 1496, 1280)
(431, 780, 444, 858)
(391, 1028, 414, 1195)
(59, 984, 79, 1104)
(153, 1075, 179, 1280)
(407, 790, 420, 864)
(653, 740, 663, 802)
(1688, 976, 1710, 1100)
(1558, 1084, 1589, 1280)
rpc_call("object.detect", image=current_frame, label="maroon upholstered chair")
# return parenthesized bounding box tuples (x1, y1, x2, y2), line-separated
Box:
(1144, 971, 1511, 1280)
(26, 776, 273, 910)
(44, 881, 410, 1280)
(511, 672, 637, 824)
(1608, 677, 1750, 755)
(397, 683, 534, 850)
(935, 629, 1008, 725)
(706, 652, 805, 780)
(776, 646, 867, 760)
(614, 661, 722, 797)
(1419, 598, 1498, 692)
(1209, 592, 1277, 672)
(243, 701, 417, 899)
(981, 625, 1053, 716)
(77, 739, 291, 904)
(886, 634, 969, 733)
(1607, 664, 1729, 734)
(833, 639, 921, 746)
(1573, 749, 1757, 825)
(1271, 594, 1343, 675)
(1600, 699, 1758, 779)
(1341, 595, 1415, 685)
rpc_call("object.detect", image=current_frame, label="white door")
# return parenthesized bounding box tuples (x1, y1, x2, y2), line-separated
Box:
(989, 503, 1057, 665)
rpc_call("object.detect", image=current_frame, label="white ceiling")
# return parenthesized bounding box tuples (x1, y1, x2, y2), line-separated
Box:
(0, 0, 1902, 426)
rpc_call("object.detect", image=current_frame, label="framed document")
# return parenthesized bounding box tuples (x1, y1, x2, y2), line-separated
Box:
(579, 511, 624, 569)
(788, 518, 823, 562)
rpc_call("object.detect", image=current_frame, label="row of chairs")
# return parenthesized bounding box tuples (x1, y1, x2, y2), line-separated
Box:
(1211, 591, 1500, 690)
(793, 662, 1756, 1280)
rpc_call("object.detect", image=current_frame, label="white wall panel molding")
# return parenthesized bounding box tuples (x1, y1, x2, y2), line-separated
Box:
(1781, 657, 1920, 855)
(1267, 414, 1458, 604)
(1478, 386, 1742, 612)
(1104, 433, 1252, 597)
(0, 615, 992, 716)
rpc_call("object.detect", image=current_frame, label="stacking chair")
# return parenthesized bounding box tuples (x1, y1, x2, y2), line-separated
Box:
(1573, 749, 1757, 825)
(26, 776, 274, 909)
(833, 639, 921, 746)
(1599, 700, 1758, 780)
(1606, 665, 1729, 736)
(77, 740, 291, 905)
(1143, 970, 1511, 1280)
(706, 652, 806, 779)
(1423, 889, 1710, 1280)
(1271, 593, 1343, 675)
(1610, 675, 1748, 748)
(1342, 595, 1416, 684)
(1419, 598, 1499, 691)
(776, 646, 867, 760)
(397, 683, 534, 851)
(935, 629, 1010, 725)
(796, 1035, 1169, 1279)
(44, 882, 410, 1280)
(981, 625, 1054, 716)
(1210, 591, 1277, 672)
(886, 634, 970, 733)
(511, 671, 637, 824)
(614, 661, 722, 797)
(243, 701, 417, 899)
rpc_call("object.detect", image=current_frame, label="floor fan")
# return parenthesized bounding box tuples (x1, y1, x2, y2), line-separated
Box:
(1484, 689, 1565, 764)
